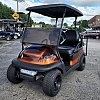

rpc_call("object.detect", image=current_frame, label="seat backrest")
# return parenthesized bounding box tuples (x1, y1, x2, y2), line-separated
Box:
(65, 30, 80, 46)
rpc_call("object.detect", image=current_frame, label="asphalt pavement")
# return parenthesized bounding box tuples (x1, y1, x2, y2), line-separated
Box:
(0, 39, 100, 100)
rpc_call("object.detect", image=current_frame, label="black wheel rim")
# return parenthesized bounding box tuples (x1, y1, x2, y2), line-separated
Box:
(6, 36, 11, 41)
(15, 69, 20, 79)
(54, 75, 61, 91)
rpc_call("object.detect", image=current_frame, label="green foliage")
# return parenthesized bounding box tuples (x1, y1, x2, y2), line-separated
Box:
(69, 20, 88, 32)
(38, 22, 52, 28)
(76, 20, 88, 32)
(21, 14, 33, 27)
(64, 23, 68, 28)
(0, 1, 33, 26)
(0, 2, 14, 19)
(39, 22, 45, 27)
(81, 20, 88, 28)
(78, 26, 86, 32)
(45, 24, 52, 28)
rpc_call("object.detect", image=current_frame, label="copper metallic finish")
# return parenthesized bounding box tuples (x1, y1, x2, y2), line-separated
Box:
(70, 48, 83, 66)
(18, 58, 59, 65)
(18, 48, 59, 65)
(70, 57, 79, 66)
(24, 49, 46, 58)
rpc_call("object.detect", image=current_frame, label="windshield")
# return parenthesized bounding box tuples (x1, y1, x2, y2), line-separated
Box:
(22, 27, 60, 45)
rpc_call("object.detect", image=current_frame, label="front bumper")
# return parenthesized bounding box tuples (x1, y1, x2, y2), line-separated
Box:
(20, 73, 36, 81)
(12, 58, 62, 72)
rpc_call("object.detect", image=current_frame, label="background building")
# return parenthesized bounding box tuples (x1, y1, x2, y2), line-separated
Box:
(0, 19, 26, 32)
(88, 15, 100, 30)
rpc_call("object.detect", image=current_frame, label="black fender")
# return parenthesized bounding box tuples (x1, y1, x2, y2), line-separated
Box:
(12, 58, 65, 74)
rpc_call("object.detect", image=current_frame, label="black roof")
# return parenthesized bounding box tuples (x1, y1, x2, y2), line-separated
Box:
(26, 4, 83, 18)
(11, 12, 25, 14)
(0, 19, 26, 24)
(0, 19, 16, 22)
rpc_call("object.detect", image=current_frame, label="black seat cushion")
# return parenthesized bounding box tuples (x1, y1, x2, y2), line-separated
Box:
(64, 30, 79, 46)
(66, 30, 79, 41)
(58, 45, 75, 55)
(58, 30, 80, 55)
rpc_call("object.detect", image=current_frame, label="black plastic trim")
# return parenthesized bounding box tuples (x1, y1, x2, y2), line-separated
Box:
(12, 58, 64, 73)
(64, 62, 79, 76)
(20, 73, 36, 81)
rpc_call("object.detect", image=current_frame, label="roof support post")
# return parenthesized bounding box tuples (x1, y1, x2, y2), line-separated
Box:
(75, 17, 77, 29)
(55, 18, 58, 27)
(57, 8, 66, 46)
(27, 11, 31, 27)
(17, 0, 18, 12)
(22, 11, 31, 50)
(56, 8, 66, 61)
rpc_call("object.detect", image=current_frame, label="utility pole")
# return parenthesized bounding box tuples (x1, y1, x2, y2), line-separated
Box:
(17, 0, 18, 12)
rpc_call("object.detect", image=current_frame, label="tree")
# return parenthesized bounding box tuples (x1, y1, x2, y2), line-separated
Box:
(81, 20, 88, 28)
(0, 1, 33, 27)
(20, 14, 33, 27)
(39, 22, 46, 27)
(75, 20, 88, 32)
(0, 2, 14, 19)
(78, 25, 85, 32)
(64, 23, 68, 28)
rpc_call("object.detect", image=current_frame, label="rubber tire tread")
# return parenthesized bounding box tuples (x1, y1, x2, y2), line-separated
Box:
(77, 55, 85, 71)
(43, 69, 62, 97)
(7, 64, 23, 84)
(6, 35, 12, 41)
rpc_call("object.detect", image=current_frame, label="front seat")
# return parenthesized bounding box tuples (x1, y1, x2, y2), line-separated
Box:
(58, 30, 80, 55)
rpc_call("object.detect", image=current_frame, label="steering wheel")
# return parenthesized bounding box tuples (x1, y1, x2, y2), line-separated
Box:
(41, 39, 48, 44)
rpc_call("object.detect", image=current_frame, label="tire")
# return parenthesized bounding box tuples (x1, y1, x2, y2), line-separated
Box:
(7, 64, 23, 84)
(14, 34, 18, 39)
(76, 55, 86, 71)
(43, 69, 62, 97)
(5, 35, 12, 41)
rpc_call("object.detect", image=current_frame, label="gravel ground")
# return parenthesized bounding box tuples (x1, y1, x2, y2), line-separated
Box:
(0, 39, 100, 100)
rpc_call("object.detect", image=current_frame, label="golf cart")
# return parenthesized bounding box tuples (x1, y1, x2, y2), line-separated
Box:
(7, 4, 88, 97)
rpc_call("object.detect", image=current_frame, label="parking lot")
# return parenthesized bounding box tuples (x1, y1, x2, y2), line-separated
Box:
(0, 39, 100, 100)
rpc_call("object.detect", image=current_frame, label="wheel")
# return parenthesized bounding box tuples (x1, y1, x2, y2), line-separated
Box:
(5, 35, 12, 41)
(7, 64, 23, 84)
(14, 34, 18, 39)
(43, 69, 62, 97)
(96, 36, 99, 39)
(76, 55, 86, 71)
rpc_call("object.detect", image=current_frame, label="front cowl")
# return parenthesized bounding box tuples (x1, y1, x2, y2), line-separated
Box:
(18, 45, 60, 65)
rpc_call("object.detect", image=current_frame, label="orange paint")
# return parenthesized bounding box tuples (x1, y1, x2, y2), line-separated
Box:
(18, 49, 59, 65)
(24, 49, 46, 58)
(70, 48, 83, 66)
(70, 57, 79, 66)
(18, 58, 59, 65)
